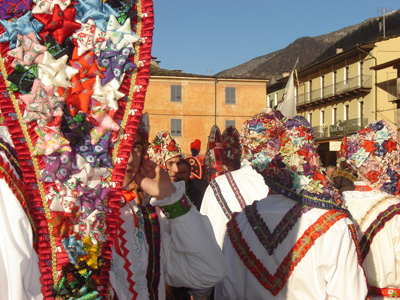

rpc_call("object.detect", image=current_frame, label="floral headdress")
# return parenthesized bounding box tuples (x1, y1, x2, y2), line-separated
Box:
(0, 0, 154, 298)
(205, 124, 228, 182)
(148, 131, 182, 167)
(241, 109, 346, 211)
(338, 120, 400, 195)
(222, 125, 242, 170)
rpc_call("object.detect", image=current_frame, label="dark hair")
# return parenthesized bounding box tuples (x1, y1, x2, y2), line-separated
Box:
(178, 158, 191, 170)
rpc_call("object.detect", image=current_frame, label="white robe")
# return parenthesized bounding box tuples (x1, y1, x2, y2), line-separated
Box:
(110, 181, 227, 300)
(0, 151, 43, 300)
(215, 194, 368, 300)
(343, 190, 400, 299)
(200, 166, 269, 248)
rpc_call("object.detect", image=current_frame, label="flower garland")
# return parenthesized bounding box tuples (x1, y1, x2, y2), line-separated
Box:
(0, 0, 154, 298)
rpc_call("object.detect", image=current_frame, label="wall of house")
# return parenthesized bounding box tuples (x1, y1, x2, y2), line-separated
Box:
(143, 76, 267, 155)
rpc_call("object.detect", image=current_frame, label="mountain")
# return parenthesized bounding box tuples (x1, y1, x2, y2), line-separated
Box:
(215, 10, 400, 80)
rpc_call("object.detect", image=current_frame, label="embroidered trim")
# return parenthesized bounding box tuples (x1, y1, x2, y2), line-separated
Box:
(210, 177, 233, 219)
(226, 171, 247, 210)
(245, 201, 312, 255)
(357, 196, 393, 230)
(360, 203, 400, 262)
(348, 223, 368, 288)
(142, 205, 161, 300)
(158, 193, 191, 219)
(263, 175, 351, 215)
(369, 286, 400, 297)
(227, 210, 347, 296)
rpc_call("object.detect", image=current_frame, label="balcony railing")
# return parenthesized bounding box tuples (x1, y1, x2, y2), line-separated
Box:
(312, 117, 368, 139)
(298, 75, 372, 106)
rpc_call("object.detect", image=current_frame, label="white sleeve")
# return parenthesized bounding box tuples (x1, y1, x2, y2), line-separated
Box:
(153, 182, 227, 289)
(0, 179, 43, 300)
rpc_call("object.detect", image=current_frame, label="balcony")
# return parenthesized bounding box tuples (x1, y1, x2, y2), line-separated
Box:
(297, 75, 372, 109)
(312, 117, 368, 139)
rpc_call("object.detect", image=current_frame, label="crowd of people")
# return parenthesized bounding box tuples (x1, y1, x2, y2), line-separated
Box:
(1, 1, 400, 299)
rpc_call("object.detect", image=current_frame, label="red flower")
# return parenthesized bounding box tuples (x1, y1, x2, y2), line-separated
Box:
(363, 140, 376, 153)
(366, 171, 380, 184)
(384, 139, 397, 153)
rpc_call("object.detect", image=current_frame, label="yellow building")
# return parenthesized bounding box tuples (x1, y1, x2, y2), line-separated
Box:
(268, 35, 400, 166)
(144, 65, 268, 155)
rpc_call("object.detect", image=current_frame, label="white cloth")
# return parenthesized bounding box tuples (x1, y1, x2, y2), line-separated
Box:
(200, 166, 269, 248)
(215, 194, 368, 300)
(342, 190, 400, 292)
(110, 181, 227, 300)
(0, 152, 42, 300)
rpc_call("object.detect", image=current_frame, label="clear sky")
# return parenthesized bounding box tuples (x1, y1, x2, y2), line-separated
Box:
(151, 0, 400, 76)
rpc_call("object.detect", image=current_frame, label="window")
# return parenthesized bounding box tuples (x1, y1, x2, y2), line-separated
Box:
(333, 107, 337, 124)
(308, 112, 312, 125)
(333, 71, 337, 95)
(225, 87, 236, 104)
(171, 85, 182, 102)
(274, 92, 278, 107)
(267, 95, 271, 108)
(320, 76, 324, 98)
(344, 104, 349, 121)
(225, 120, 235, 129)
(171, 119, 182, 136)
(308, 80, 312, 101)
(320, 110, 325, 126)
(344, 66, 349, 84)
(359, 61, 364, 86)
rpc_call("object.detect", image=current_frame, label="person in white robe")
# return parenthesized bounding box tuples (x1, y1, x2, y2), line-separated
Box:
(339, 120, 400, 299)
(215, 109, 368, 300)
(110, 115, 226, 300)
(0, 127, 43, 300)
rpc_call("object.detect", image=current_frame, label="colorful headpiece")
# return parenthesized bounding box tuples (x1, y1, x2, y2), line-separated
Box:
(338, 120, 400, 195)
(241, 109, 345, 211)
(148, 131, 182, 167)
(222, 125, 242, 170)
(205, 125, 228, 182)
(190, 139, 201, 156)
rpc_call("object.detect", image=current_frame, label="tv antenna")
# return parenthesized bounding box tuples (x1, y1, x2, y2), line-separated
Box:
(377, 7, 392, 37)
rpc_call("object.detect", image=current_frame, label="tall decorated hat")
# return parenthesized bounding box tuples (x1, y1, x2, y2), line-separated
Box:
(0, 0, 154, 298)
(205, 124, 228, 182)
(241, 109, 346, 212)
(222, 125, 242, 170)
(338, 120, 400, 195)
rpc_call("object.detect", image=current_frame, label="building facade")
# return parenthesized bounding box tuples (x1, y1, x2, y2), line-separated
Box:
(268, 35, 400, 166)
(144, 66, 268, 155)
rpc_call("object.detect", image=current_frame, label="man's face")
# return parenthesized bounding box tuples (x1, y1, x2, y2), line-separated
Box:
(123, 132, 145, 188)
(165, 156, 180, 182)
(177, 163, 191, 183)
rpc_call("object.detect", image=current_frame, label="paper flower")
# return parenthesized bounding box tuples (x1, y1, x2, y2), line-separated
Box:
(40, 151, 77, 182)
(91, 75, 124, 111)
(70, 154, 109, 189)
(74, 209, 104, 245)
(44, 35, 74, 60)
(72, 18, 107, 56)
(102, 15, 139, 51)
(37, 51, 79, 88)
(62, 235, 87, 265)
(33, 125, 71, 156)
(0, 0, 33, 20)
(75, 0, 119, 32)
(34, 5, 81, 44)
(97, 40, 135, 85)
(88, 105, 120, 145)
(7, 32, 46, 67)
(78, 183, 109, 219)
(61, 108, 94, 147)
(7, 64, 37, 94)
(20, 79, 65, 126)
(0, 11, 43, 49)
(65, 75, 95, 114)
(48, 178, 82, 214)
(76, 132, 112, 168)
(32, 0, 71, 14)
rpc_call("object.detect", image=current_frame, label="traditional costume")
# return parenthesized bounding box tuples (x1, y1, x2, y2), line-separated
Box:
(0, 1, 163, 299)
(111, 124, 226, 300)
(148, 131, 182, 168)
(339, 120, 400, 299)
(214, 109, 368, 299)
